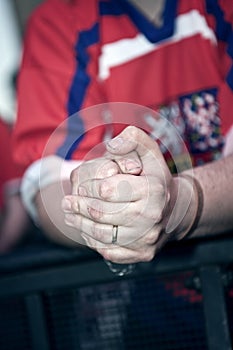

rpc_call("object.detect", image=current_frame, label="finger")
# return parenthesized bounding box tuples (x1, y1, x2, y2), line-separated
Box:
(70, 158, 119, 194)
(106, 126, 159, 159)
(106, 126, 168, 177)
(80, 223, 133, 246)
(64, 194, 136, 226)
(63, 178, 166, 227)
(97, 244, 155, 264)
(63, 194, 129, 225)
(64, 208, 158, 246)
(152, 228, 171, 255)
(105, 150, 142, 175)
(78, 174, 149, 202)
(79, 234, 140, 263)
(64, 212, 114, 244)
(96, 226, 163, 264)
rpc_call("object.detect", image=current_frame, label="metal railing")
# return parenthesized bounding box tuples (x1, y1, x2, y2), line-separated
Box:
(0, 233, 232, 350)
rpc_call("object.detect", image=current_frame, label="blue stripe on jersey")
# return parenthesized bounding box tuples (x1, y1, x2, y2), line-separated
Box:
(99, 0, 125, 15)
(56, 23, 99, 160)
(227, 67, 233, 90)
(206, 0, 232, 41)
(228, 33, 233, 89)
(118, 0, 178, 43)
(206, 0, 233, 90)
(68, 23, 99, 115)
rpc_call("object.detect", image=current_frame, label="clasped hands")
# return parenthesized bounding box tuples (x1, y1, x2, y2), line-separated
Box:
(62, 126, 195, 264)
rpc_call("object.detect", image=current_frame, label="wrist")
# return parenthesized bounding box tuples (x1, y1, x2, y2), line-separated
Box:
(163, 174, 203, 240)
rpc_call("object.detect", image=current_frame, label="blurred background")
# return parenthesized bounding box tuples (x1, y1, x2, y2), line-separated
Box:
(1, 2, 233, 350)
(13, 0, 42, 32)
(0, 0, 42, 123)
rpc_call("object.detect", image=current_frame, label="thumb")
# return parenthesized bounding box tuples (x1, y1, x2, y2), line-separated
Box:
(107, 126, 158, 157)
(106, 126, 167, 176)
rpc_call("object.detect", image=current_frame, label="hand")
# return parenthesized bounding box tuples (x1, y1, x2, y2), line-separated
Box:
(63, 126, 195, 264)
(62, 150, 142, 241)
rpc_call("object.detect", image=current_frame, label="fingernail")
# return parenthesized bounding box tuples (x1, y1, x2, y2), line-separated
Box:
(125, 159, 141, 172)
(107, 137, 124, 150)
(87, 206, 102, 219)
(78, 186, 87, 196)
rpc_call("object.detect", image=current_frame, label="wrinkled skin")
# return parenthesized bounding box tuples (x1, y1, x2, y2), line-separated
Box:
(62, 126, 191, 264)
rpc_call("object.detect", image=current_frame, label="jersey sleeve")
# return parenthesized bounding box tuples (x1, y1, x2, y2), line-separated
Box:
(13, 1, 76, 168)
(13, 0, 105, 168)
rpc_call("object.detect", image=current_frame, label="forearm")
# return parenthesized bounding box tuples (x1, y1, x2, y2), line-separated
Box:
(35, 180, 85, 247)
(183, 154, 233, 238)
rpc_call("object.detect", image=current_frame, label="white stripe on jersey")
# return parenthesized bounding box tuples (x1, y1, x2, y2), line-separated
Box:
(99, 10, 216, 80)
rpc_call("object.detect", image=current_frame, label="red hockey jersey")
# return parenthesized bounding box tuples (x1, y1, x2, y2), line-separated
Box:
(13, 0, 233, 171)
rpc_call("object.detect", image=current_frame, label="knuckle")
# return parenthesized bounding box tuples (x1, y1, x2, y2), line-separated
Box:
(66, 213, 81, 230)
(70, 199, 79, 213)
(155, 183, 166, 197)
(141, 249, 155, 262)
(156, 182, 165, 192)
(127, 125, 138, 137)
(99, 179, 113, 200)
(97, 160, 118, 178)
(144, 231, 157, 245)
(133, 205, 143, 218)
(88, 207, 101, 220)
(145, 206, 163, 223)
(93, 200, 103, 214)
(153, 209, 163, 223)
(90, 223, 105, 241)
(100, 249, 113, 261)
